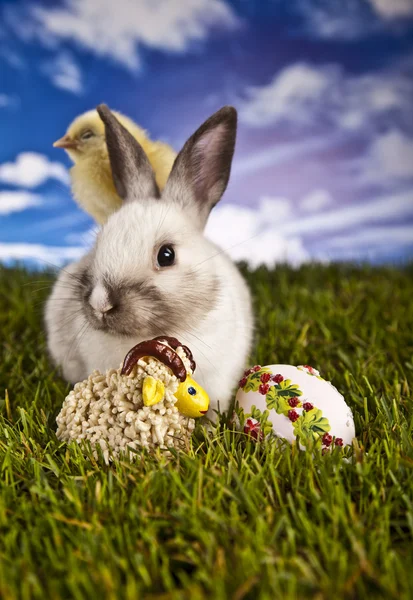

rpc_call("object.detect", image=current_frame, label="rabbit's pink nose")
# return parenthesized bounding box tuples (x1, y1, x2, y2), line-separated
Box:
(89, 284, 114, 316)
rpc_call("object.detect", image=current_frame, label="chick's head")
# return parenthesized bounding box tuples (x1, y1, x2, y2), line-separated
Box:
(54, 109, 144, 164)
(54, 110, 106, 162)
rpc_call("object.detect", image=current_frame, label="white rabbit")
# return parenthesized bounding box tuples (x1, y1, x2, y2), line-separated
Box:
(45, 105, 254, 417)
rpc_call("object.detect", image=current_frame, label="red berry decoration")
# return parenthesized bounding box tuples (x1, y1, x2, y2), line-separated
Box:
(335, 437, 344, 447)
(253, 365, 262, 372)
(288, 397, 300, 407)
(288, 410, 299, 422)
(302, 402, 314, 411)
(272, 374, 284, 383)
(244, 418, 264, 441)
(322, 433, 333, 447)
(258, 383, 270, 395)
(260, 372, 271, 383)
(239, 377, 247, 388)
(244, 368, 253, 376)
(304, 364, 315, 373)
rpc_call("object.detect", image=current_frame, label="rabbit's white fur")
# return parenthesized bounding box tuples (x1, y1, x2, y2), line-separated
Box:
(45, 106, 254, 417)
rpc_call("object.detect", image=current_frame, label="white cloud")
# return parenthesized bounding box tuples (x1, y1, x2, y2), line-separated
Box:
(0, 93, 19, 109)
(318, 225, 413, 249)
(0, 191, 43, 215)
(0, 152, 69, 188)
(206, 187, 413, 267)
(296, 0, 413, 40)
(0, 243, 85, 265)
(41, 52, 83, 94)
(313, 224, 413, 261)
(240, 64, 332, 128)
(296, 1, 368, 39)
(0, 48, 25, 69)
(258, 196, 292, 222)
(0, 94, 12, 107)
(12, 0, 239, 71)
(239, 62, 413, 134)
(300, 189, 332, 212)
(368, 0, 413, 19)
(30, 212, 92, 236)
(282, 190, 413, 236)
(366, 130, 413, 180)
(232, 135, 335, 178)
(205, 198, 309, 267)
(336, 73, 413, 132)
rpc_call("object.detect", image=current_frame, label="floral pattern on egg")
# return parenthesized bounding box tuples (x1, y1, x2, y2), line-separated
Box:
(236, 364, 355, 450)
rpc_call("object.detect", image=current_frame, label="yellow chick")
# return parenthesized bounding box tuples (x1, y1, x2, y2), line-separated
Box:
(174, 376, 210, 418)
(53, 109, 176, 224)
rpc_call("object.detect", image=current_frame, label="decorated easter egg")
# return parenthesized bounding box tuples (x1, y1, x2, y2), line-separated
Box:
(236, 364, 355, 450)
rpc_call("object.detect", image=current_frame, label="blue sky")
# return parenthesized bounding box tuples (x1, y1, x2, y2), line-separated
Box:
(0, 0, 413, 268)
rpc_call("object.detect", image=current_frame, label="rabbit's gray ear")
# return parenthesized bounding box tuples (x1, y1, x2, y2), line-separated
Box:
(163, 106, 237, 229)
(97, 104, 159, 201)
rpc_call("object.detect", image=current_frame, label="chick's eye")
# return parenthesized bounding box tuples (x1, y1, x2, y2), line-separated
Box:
(157, 245, 175, 268)
(188, 387, 197, 396)
(81, 130, 94, 140)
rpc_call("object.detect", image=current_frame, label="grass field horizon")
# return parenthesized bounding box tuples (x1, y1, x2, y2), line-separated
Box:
(0, 262, 412, 599)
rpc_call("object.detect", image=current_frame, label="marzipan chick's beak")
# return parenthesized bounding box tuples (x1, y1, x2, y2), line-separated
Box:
(53, 135, 78, 149)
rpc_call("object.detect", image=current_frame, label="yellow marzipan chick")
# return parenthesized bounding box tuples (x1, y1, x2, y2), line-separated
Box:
(54, 109, 176, 224)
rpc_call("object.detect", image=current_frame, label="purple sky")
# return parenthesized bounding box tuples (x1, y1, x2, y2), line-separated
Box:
(0, 0, 413, 267)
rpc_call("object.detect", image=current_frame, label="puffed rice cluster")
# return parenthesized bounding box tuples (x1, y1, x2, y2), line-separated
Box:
(56, 346, 195, 462)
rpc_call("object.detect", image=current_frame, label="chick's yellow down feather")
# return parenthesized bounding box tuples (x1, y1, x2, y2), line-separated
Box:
(54, 109, 176, 224)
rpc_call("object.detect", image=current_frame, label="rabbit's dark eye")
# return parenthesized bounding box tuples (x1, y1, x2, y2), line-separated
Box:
(188, 387, 197, 396)
(157, 245, 175, 268)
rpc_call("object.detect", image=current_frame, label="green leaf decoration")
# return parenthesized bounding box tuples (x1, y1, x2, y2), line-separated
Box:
(265, 380, 303, 415)
(275, 378, 303, 398)
(292, 409, 331, 447)
(265, 386, 294, 415)
(243, 379, 257, 393)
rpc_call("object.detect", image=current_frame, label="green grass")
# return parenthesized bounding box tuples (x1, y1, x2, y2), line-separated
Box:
(1, 262, 413, 599)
